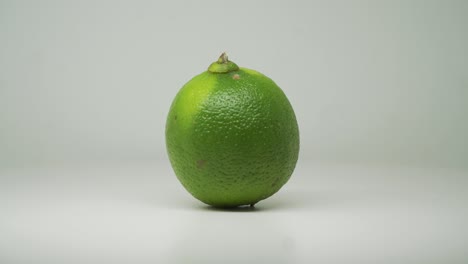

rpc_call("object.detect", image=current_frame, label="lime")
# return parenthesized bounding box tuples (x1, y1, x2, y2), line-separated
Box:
(166, 53, 299, 207)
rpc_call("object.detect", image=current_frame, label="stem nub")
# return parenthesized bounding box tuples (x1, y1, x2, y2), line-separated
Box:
(208, 52, 239, 73)
(218, 52, 229, 63)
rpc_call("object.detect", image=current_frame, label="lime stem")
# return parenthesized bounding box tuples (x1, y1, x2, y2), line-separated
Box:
(217, 52, 229, 63)
(208, 52, 239, 74)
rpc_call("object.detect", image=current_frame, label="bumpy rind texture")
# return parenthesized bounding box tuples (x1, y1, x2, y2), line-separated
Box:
(166, 68, 299, 207)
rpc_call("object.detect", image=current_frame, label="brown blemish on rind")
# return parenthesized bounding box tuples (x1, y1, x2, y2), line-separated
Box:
(232, 74, 240, 80)
(196, 159, 207, 169)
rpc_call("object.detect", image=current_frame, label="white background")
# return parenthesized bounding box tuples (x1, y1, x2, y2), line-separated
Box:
(1, 0, 467, 263)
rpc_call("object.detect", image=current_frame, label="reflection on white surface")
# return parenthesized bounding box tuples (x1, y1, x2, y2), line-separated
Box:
(1, 161, 467, 263)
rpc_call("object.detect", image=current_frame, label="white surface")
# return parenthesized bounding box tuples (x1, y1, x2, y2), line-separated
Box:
(1, 161, 467, 264)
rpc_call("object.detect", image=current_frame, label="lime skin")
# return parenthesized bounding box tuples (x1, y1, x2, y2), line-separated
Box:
(166, 66, 299, 208)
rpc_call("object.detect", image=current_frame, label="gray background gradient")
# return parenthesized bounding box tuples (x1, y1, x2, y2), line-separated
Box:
(1, 0, 467, 263)
(1, 0, 467, 168)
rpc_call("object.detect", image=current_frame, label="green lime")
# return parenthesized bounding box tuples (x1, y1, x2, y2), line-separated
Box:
(166, 53, 299, 207)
